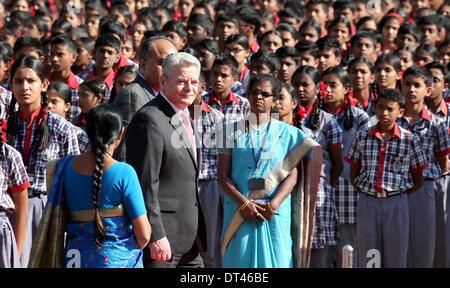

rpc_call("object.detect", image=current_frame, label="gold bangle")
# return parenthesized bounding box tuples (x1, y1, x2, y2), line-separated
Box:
(267, 202, 276, 214)
(240, 199, 250, 211)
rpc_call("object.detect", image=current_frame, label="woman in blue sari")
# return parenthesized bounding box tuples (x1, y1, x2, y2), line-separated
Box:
(61, 104, 151, 268)
(218, 74, 321, 268)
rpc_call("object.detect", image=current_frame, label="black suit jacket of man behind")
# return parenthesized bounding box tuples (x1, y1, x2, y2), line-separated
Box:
(126, 93, 207, 266)
(112, 74, 156, 162)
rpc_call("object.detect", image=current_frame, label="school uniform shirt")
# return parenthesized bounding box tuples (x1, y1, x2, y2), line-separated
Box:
(0, 143, 30, 211)
(333, 104, 370, 224)
(433, 98, 450, 132)
(301, 108, 343, 249)
(350, 90, 376, 118)
(193, 99, 224, 180)
(85, 68, 115, 103)
(230, 81, 247, 98)
(48, 72, 84, 122)
(77, 60, 96, 80)
(397, 106, 450, 180)
(345, 122, 429, 195)
(202, 90, 251, 124)
(13, 108, 80, 194)
(0, 86, 12, 120)
(72, 123, 90, 153)
(114, 54, 138, 75)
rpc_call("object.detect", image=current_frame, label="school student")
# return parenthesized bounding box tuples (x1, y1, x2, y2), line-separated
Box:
(398, 66, 450, 268)
(345, 88, 428, 268)
(203, 55, 251, 124)
(424, 61, 450, 268)
(295, 41, 320, 68)
(189, 72, 224, 268)
(46, 82, 90, 154)
(349, 31, 378, 64)
(316, 36, 341, 74)
(85, 35, 122, 103)
(374, 54, 402, 95)
(49, 34, 84, 123)
(276, 46, 300, 85)
(348, 57, 377, 117)
(291, 66, 343, 268)
(322, 67, 370, 267)
(223, 34, 252, 91)
(0, 106, 29, 267)
(74, 78, 107, 131)
(7, 56, 80, 267)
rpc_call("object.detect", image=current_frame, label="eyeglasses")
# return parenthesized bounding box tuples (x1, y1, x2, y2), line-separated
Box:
(248, 91, 273, 98)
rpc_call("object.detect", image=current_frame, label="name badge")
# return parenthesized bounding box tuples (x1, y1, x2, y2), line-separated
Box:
(248, 178, 265, 190)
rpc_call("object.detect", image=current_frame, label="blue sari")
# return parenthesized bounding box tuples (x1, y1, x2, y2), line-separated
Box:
(28, 156, 144, 268)
(221, 120, 319, 268)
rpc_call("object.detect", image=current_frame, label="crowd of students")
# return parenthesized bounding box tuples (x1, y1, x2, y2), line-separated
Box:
(0, 0, 450, 268)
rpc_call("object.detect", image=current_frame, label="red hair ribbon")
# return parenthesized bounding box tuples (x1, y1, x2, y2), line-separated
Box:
(37, 109, 49, 128)
(386, 13, 404, 25)
(1, 119, 7, 142)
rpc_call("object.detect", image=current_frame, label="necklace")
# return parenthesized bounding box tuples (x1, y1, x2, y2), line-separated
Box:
(105, 150, 114, 158)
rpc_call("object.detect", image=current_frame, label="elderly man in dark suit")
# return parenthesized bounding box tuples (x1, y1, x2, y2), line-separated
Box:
(112, 36, 177, 161)
(126, 52, 207, 268)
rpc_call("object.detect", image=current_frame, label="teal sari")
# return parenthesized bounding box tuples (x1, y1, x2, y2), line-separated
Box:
(221, 120, 321, 268)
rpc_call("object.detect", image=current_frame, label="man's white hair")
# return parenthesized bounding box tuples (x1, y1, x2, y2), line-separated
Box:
(162, 52, 201, 79)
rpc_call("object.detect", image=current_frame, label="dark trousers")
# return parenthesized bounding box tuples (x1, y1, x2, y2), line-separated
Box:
(143, 241, 204, 268)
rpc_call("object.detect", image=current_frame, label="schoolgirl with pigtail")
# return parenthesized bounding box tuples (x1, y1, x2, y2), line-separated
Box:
(321, 66, 370, 267)
(0, 104, 30, 268)
(291, 66, 344, 268)
(6, 55, 81, 267)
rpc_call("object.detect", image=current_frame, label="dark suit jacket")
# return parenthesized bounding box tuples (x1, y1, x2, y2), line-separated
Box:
(112, 74, 156, 161)
(125, 93, 207, 260)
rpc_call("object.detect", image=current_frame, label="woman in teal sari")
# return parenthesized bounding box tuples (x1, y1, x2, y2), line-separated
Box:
(218, 74, 321, 268)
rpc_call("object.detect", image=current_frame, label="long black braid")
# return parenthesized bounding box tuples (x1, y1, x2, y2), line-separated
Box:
(307, 91, 324, 131)
(92, 144, 107, 249)
(85, 104, 124, 249)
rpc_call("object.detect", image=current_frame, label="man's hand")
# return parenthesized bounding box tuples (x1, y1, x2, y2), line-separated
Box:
(149, 237, 172, 261)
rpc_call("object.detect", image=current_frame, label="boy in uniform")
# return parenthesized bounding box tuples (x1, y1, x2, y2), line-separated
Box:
(345, 88, 428, 268)
(399, 66, 450, 268)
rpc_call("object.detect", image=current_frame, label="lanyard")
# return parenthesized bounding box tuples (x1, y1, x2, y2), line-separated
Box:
(247, 119, 271, 176)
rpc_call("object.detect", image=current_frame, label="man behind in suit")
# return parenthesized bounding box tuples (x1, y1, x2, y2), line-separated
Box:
(126, 52, 207, 268)
(112, 36, 178, 161)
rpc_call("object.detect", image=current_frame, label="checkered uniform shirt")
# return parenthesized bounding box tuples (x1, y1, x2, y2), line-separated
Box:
(397, 106, 450, 180)
(0, 143, 30, 211)
(433, 98, 450, 131)
(0, 86, 12, 120)
(230, 81, 247, 98)
(193, 100, 224, 180)
(202, 90, 251, 124)
(73, 124, 90, 153)
(302, 109, 342, 248)
(70, 74, 83, 121)
(77, 60, 96, 80)
(345, 122, 429, 195)
(13, 110, 80, 194)
(334, 105, 370, 224)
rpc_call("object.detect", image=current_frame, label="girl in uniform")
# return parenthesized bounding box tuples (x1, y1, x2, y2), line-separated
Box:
(6, 55, 80, 267)
(291, 66, 343, 268)
(321, 66, 370, 267)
